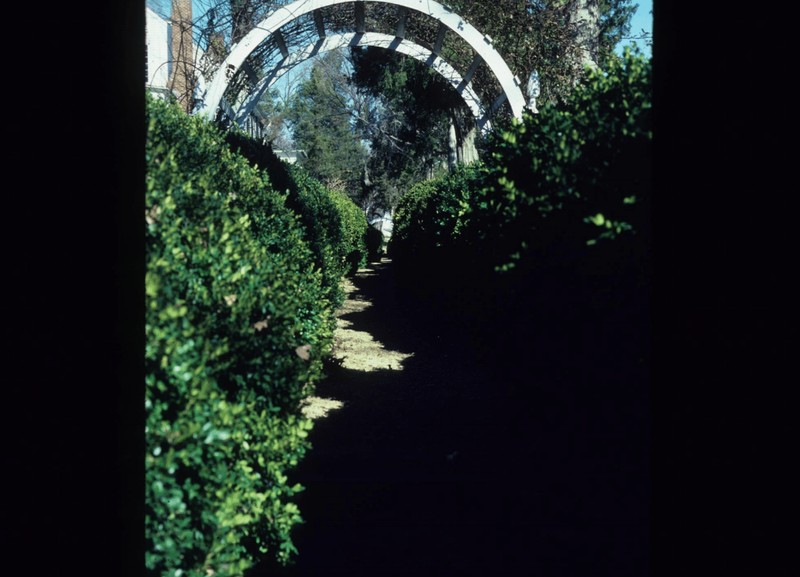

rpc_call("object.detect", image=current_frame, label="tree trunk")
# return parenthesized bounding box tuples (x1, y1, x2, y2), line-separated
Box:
(448, 108, 479, 170)
(458, 125, 479, 165)
(570, 0, 600, 70)
(447, 121, 458, 172)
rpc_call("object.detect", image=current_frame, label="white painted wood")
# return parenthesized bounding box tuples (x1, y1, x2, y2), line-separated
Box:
(196, 0, 527, 124)
(233, 32, 491, 132)
(145, 7, 171, 90)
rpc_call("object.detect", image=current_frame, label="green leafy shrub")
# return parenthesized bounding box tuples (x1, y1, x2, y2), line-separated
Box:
(328, 187, 369, 274)
(366, 226, 385, 262)
(393, 48, 651, 282)
(389, 163, 476, 270)
(145, 95, 336, 577)
(465, 47, 652, 278)
(222, 130, 368, 305)
(390, 49, 652, 349)
(275, 165, 342, 303)
(389, 178, 438, 263)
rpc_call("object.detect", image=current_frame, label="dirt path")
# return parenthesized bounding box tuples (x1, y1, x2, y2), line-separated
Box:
(249, 258, 649, 577)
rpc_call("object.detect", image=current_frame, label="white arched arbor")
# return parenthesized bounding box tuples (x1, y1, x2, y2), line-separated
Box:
(234, 32, 491, 131)
(195, 0, 531, 131)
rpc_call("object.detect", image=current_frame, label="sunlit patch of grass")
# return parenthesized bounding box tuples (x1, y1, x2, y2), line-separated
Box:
(300, 396, 345, 420)
(333, 327, 414, 372)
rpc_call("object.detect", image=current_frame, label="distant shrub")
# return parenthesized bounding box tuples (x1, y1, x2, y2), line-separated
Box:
(366, 226, 385, 262)
(389, 179, 438, 265)
(257, 164, 365, 308)
(328, 187, 369, 274)
(389, 163, 477, 271)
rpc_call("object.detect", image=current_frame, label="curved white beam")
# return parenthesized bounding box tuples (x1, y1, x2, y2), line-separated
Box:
(234, 32, 491, 132)
(196, 0, 527, 124)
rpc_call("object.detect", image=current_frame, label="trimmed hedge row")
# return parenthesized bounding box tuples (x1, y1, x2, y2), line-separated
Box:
(224, 132, 369, 308)
(285, 166, 370, 307)
(464, 48, 652, 281)
(389, 48, 652, 347)
(145, 95, 365, 576)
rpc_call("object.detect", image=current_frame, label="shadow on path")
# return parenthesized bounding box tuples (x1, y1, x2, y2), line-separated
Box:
(249, 258, 649, 577)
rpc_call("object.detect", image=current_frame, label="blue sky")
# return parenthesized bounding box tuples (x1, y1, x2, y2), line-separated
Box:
(619, 0, 653, 56)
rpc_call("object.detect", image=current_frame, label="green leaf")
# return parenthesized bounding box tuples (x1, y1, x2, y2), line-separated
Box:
(588, 213, 606, 226)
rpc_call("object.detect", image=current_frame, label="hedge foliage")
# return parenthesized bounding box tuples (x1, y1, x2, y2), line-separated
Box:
(145, 95, 365, 577)
(224, 131, 369, 308)
(391, 48, 651, 283)
(465, 47, 652, 279)
(390, 163, 477, 275)
(225, 130, 368, 306)
(389, 48, 652, 343)
(328, 186, 370, 275)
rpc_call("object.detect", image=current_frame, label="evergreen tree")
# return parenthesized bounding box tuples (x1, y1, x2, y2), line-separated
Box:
(286, 51, 369, 196)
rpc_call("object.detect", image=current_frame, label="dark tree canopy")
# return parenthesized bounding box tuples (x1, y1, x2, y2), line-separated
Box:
(350, 47, 462, 182)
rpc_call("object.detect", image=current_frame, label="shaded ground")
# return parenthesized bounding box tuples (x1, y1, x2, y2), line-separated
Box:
(249, 258, 649, 577)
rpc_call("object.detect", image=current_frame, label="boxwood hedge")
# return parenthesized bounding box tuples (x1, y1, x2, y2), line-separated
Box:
(145, 94, 364, 577)
(392, 48, 651, 289)
(390, 48, 652, 348)
(224, 131, 368, 308)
